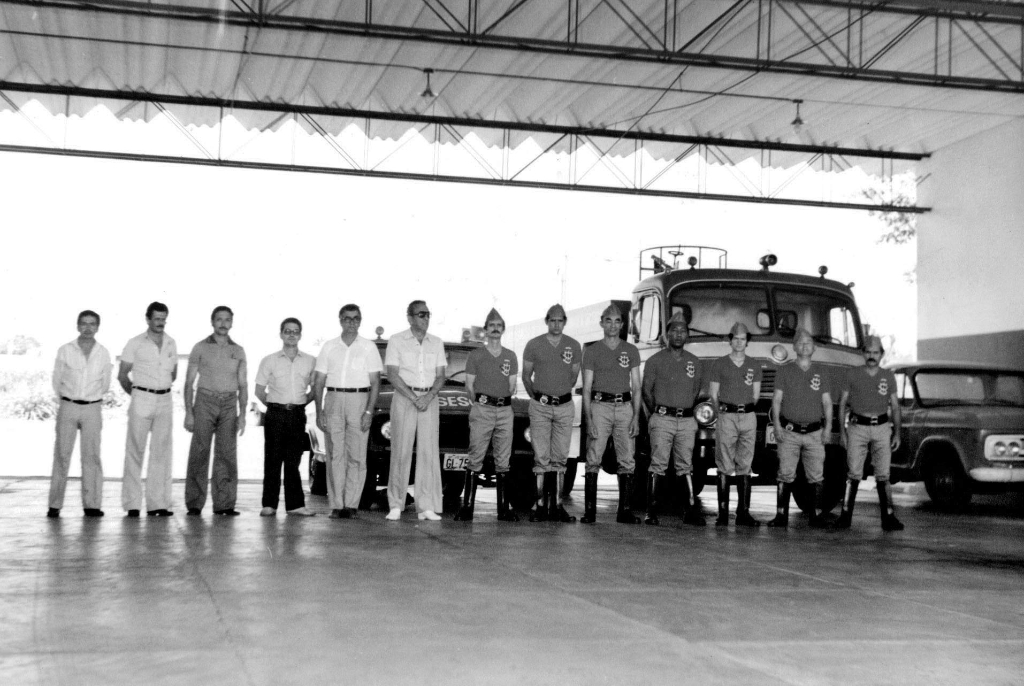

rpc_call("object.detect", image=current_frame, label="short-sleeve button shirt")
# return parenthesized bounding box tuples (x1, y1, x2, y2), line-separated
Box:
(188, 335, 246, 393)
(583, 340, 641, 394)
(256, 350, 315, 405)
(523, 334, 582, 397)
(844, 366, 897, 416)
(53, 340, 113, 402)
(384, 330, 447, 388)
(776, 361, 829, 423)
(710, 355, 762, 405)
(121, 332, 178, 390)
(466, 346, 518, 398)
(644, 349, 702, 408)
(315, 336, 383, 388)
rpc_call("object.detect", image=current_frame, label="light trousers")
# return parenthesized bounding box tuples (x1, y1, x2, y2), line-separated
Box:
(528, 400, 574, 474)
(324, 391, 370, 510)
(49, 400, 103, 510)
(387, 392, 442, 514)
(121, 391, 173, 511)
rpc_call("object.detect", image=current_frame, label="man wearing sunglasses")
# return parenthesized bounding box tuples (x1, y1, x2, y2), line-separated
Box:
(313, 304, 382, 519)
(383, 301, 447, 521)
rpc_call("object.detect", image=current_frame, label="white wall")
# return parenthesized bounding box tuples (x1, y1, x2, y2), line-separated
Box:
(917, 118, 1024, 367)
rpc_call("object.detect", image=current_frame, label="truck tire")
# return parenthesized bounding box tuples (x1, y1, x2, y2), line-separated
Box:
(923, 449, 972, 511)
(791, 447, 844, 514)
(441, 470, 466, 512)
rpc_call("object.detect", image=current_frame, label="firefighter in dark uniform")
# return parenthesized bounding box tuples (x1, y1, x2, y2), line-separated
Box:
(581, 303, 642, 524)
(455, 308, 519, 521)
(768, 328, 833, 528)
(641, 312, 706, 526)
(836, 335, 904, 531)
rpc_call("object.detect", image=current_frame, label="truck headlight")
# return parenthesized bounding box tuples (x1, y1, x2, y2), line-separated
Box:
(1009, 441, 1021, 456)
(693, 401, 717, 427)
(994, 441, 1007, 456)
(380, 420, 391, 441)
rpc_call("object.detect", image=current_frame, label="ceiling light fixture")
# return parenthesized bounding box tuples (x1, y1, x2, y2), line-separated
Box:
(421, 68, 435, 99)
(791, 99, 804, 134)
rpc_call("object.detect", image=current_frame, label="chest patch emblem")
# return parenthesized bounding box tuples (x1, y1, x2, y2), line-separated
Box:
(501, 359, 511, 377)
(810, 374, 822, 391)
(562, 348, 574, 365)
(618, 352, 630, 369)
(878, 378, 889, 395)
(743, 369, 754, 386)
(686, 361, 695, 378)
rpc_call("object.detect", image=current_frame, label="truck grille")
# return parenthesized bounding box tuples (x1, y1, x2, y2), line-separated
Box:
(760, 368, 776, 397)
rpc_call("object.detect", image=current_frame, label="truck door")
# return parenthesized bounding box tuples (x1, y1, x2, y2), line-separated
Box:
(632, 290, 663, 361)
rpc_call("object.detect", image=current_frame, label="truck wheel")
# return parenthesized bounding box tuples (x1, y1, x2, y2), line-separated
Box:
(441, 470, 466, 512)
(923, 450, 972, 511)
(508, 462, 538, 512)
(788, 448, 844, 514)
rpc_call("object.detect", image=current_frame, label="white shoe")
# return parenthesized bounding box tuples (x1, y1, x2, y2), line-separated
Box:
(385, 508, 402, 521)
(417, 510, 441, 521)
(259, 507, 276, 517)
(286, 507, 315, 517)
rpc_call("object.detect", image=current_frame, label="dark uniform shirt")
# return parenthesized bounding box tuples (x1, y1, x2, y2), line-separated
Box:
(844, 366, 896, 416)
(583, 340, 640, 394)
(776, 361, 829, 424)
(523, 334, 582, 397)
(710, 355, 762, 405)
(644, 349, 702, 408)
(466, 346, 518, 398)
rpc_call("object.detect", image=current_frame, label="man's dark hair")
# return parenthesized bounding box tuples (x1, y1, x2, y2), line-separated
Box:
(145, 302, 168, 319)
(407, 300, 427, 317)
(280, 318, 302, 333)
(339, 304, 362, 318)
(77, 310, 101, 326)
(211, 305, 234, 321)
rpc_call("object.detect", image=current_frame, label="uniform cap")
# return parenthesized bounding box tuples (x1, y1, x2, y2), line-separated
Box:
(864, 335, 884, 350)
(485, 308, 505, 327)
(545, 304, 567, 321)
(729, 322, 750, 338)
(794, 327, 814, 344)
(666, 312, 689, 332)
(601, 303, 623, 320)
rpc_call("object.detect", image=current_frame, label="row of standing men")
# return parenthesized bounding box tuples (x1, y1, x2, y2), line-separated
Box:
(47, 300, 902, 530)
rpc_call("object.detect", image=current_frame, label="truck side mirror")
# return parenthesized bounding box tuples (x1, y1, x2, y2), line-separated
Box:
(756, 310, 771, 330)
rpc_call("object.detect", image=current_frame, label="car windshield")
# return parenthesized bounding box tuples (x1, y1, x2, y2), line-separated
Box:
(913, 370, 1024, 408)
(668, 282, 860, 347)
(376, 343, 472, 386)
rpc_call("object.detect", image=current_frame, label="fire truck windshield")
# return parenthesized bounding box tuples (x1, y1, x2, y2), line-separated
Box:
(668, 283, 861, 348)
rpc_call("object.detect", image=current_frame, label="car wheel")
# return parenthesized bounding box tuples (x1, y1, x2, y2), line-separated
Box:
(923, 450, 972, 511)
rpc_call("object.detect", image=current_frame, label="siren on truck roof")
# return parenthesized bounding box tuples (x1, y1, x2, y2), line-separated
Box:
(759, 254, 778, 271)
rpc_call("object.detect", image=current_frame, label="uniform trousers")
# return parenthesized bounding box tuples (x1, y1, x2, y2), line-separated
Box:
(387, 392, 443, 514)
(185, 389, 239, 511)
(324, 391, 370, 510)
(715, 412, 756, 476)
(528, 400, 574, 474)
(262, 405, 307, 511)
(122, 390, 173, 511)
(466, 403, 513, 473)
(585, 401, 635, 475)
(49, 400, 103, 509)
(648, 414, 697, 476)
(846, 423, 892, 481)
(777, 429, 825, 484)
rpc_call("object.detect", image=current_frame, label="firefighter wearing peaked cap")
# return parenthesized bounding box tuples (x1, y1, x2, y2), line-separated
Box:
(708, 322, 763, 527)
(522, 304, 582, 523)
(641, 311, 706, 526)
(580, 303, 643, 525)
(455, 308, 520, 522)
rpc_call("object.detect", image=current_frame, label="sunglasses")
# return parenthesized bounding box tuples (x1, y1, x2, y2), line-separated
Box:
(413, 311, 431, 319)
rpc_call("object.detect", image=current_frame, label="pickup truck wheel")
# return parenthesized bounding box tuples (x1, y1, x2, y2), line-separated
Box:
(924, 451, 972, 511)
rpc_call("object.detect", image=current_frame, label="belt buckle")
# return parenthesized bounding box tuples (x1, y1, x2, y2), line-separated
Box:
(870, 416, 880, 425)
(785, 422, 794, 431)
(480, 395, 490, 405)
(736, 405, 746, 413)
(540, 395, 549, 405)
(614, 393, 624, 404)
(657, 406, 666, 416)
(675, 409, 685, 418)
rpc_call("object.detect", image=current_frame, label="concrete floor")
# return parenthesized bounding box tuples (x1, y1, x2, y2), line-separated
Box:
(3, 476, 1023, 686)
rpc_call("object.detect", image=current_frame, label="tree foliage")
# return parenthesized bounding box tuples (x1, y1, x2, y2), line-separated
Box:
(862, 172, 919, 246)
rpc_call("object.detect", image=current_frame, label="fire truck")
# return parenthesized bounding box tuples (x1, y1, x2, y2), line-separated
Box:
(507, 246, 866, 513)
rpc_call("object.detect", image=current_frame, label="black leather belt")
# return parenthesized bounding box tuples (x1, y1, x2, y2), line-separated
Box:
(851, 412, 889, 426)
(476, 393, 512, 407)
(654, 404, 693, 418)
(327, 387, 370, 393)
(592, 391, 632, 404)
(534, 392, 572, 406)
(61, 397, 101, 405)
(133, 386, 171, 395)
(410, 387, 432, 393)
(267, 402, 304, 412)
(719, 402, 755, 413)
(781, 416, 822, 434)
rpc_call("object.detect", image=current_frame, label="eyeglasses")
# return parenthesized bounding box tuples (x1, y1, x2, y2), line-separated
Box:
(282, 329, 302, 336)
(413, 311, 431, 319)
(340, 316, 362, 323)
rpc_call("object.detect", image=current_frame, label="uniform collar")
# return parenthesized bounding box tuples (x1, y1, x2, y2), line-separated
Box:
(204, 334, 236, 346)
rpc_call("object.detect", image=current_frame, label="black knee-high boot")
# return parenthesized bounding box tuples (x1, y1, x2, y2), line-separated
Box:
(453, 471, 477, 521)
(643, 473, 660, 525)
(766, 482, 791, 528)
(496, 473, 519, 522)
(835, 479, 859, 529)
(580, 472, 598, 524)
(715, 473, 730, 526)
(735, 475, 760, 527)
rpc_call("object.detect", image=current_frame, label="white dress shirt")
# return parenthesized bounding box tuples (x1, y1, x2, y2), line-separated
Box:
(384, 329, 447, 388)
(255, 350, 315, 404)
(52, 340, 113, 402)
(121, 332, 178, 390)
(315, 335, 383, 388)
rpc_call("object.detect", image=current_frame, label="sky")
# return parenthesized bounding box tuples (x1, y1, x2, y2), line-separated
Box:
(0, 148, 917, 362)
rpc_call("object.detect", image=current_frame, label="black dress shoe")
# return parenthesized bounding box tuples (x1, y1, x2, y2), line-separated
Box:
(187, 508, 202, 516)
(126, 510, 140, 518)
(147, 509, 174, 517)
(214, 509, 241, 516)
(46, 508, 60, 518)
(83, 508, 104, 517)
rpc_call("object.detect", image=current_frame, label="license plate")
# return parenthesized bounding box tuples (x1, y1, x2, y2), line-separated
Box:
(443, 454, 469, 471)
(765, 425, 777, 445)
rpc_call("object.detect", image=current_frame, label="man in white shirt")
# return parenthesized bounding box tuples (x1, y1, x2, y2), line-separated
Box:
(255, 317, 316, 517)
(118, 302, 178, 517)
(47, 310, 112, 518)
(313, 304, 382, 519)
(383, 300, 446, 521)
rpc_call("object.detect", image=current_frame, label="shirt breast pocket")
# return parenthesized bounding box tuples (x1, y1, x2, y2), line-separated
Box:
(399, 350, 420, 369)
